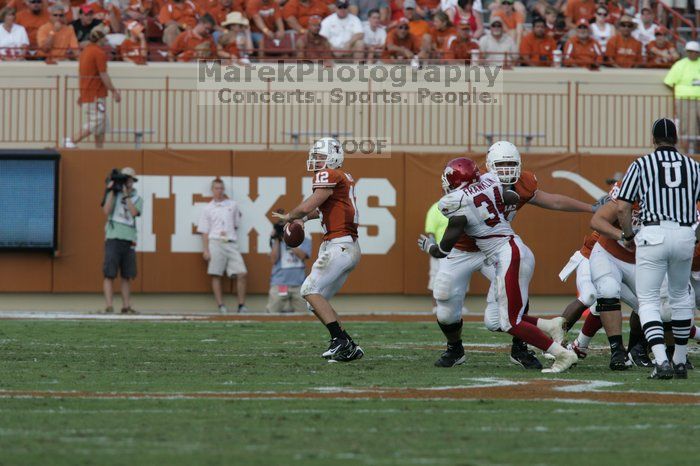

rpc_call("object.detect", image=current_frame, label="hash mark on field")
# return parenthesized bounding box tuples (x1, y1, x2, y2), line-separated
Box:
(1, 378, 698, 405)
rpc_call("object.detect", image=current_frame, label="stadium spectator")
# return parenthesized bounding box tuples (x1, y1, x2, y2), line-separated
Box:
(319, 0, 364, 59)
(218, 11, 252, 63)
(590, 5, 613, 52)
(444, 18, 478, 61)
(519, 17, 556, 66)
(248, 0, 285, 49)
(529, 0, 563, 21)
(403, 0, 431, 43)
(71, 4, 102, 45)
(125, 0, 157, 21)
(0, 7, 29, 59)
(169, 14, 216, 61)
(563, 18, 602, 68)
(206, 0, 242, 30)
(429, 10, 455, 56)
(383, 16, 420, 60)
(604, 15, 642, 68)
(349, 0, 388, 21)
(37, 4, 78, 61)
(564, 0, 595, 30)
(296, 14, 332, 60)
(416, 0, 440, 19)
(490, 0, 523, 45)
(632, 6, 657, 46)
(446, 0, 482, 39)
(645, 26, 677, 68)
(64, 28, 119, 148)
(197, 178, 248, 314)
(362, 8, 386, 60)
(663, 41, 700, 153)
(119, 20, 146, 64)
(16, 0, 49, 48)
(598, 0, 621, 24)
(266, 211, 312, 314)
(477, 17, 517, 66)
(158, 0, 199, 46)
(101, 167, 142, 315)
(88, 0, 122, 34)
(283, 0, 329, 34)
(487, 0, 526, 17)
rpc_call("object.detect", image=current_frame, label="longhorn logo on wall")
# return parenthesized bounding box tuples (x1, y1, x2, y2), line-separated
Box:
(133, 176, 397, 255)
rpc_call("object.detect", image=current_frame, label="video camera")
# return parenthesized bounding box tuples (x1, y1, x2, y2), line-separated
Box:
(107, 168, 130, 193)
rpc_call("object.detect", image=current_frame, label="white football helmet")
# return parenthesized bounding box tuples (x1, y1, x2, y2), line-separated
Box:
(307, 137, 344, 172)
(486, 140, 521, 184)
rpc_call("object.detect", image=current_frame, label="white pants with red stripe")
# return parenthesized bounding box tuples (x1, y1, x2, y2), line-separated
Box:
(493, 236, 536, 333)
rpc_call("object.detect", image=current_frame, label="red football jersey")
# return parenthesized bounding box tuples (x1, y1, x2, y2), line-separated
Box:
(312, 168, 359, 241)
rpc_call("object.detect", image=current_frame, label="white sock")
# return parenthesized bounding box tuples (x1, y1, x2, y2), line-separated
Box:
(576, 332, 592, 349)
(651, 344, 668, 364)
(546, 342, 565, 357)
(673, 345, 688, 365)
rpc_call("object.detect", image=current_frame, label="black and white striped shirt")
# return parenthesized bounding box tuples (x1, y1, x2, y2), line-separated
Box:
(617, 147, 700, 225)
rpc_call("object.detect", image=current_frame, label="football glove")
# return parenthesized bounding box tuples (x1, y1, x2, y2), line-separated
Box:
(417, 234, 436, 254)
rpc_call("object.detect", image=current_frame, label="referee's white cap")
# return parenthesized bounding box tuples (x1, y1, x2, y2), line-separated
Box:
(686, 41, 700, 53)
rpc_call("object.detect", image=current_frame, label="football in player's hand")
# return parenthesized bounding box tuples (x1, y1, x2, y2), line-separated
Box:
(503, 189, 520, 206)
(283, 222, 305, 248)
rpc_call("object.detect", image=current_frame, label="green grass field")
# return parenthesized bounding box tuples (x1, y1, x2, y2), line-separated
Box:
(0, 318, 698, 466)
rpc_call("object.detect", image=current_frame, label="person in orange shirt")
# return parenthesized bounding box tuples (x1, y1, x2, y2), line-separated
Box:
(402, 0, 430, 55)
(205, 0, 244, 30)
(296, 14, 332, 62)
(159, 0, 199, 45)
(491, 0, 523, 45)
(604, 15, 642, 68)
(37, 4, 78, 61)
(429, 11, 455, 56)
(565, 0, 595, 30)
(248, 0, 284, 47)
(119, 20, 147, 64)
(519, 17, 556, 66)
(283, 0, 328, 34)
(645, 26, 678, 69)
(15, 0, 48, 48)
(64, 29, 120, 148)
(383, 16, 420, 60)
(169, 13, 216, 61)
(444, 18, 478, 61)
(563, 18, 603, 68)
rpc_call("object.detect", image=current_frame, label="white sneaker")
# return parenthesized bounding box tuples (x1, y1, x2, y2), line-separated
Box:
(540, 316, 566, 344)
(542, 349, 578, 373)
(218, 304, 228, 314)
(237, 305, 249, 313)
(63, 137, 76, 148)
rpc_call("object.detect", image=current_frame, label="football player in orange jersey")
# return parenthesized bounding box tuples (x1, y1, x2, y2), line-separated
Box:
(273, 137, 363, 362)
(430, 141, 597, 368)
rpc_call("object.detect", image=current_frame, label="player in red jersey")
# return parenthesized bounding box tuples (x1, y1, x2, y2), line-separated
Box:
(273, 137, 363, 362)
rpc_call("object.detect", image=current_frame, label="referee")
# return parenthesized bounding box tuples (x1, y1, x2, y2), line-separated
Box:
(617, 118, 700, 380)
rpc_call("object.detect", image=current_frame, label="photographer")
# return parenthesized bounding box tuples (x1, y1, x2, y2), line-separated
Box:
(102, 167, 143, 314)
(266, 209, 312, 314)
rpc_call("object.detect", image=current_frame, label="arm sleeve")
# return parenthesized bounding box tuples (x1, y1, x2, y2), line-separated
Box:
(351, 16, 363, 34)
(663, 61, 681, 87)
(196, 208, 211, 234)
(437, 191, 466, 218)
(282, 0, 296, 18)
(617, 163, 640, 203)
(134, 197, 144, 215)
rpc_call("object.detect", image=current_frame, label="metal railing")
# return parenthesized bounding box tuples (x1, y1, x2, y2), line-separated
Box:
(0, 76, 677, 153)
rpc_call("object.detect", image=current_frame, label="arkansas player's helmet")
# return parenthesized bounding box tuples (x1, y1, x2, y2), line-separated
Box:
(307, 137, 344, 172)
(441, 157, 480, 193)
(486, 140, 521, 184)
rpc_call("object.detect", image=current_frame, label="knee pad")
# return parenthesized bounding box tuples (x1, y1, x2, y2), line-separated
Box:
(432, 272, 454, 302)
(578, 283, 597, 308)
(594, 275, 621, 300)
(483, 302, 501, 332)
(597, 297, 621, 313)
(436, 299, 462, 325)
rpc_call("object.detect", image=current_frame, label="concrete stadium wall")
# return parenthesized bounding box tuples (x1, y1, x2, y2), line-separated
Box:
(0, 63, 673, 154)
(0, 150, 639, 295)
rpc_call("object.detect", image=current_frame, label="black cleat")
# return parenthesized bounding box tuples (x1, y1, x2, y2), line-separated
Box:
(510, 342, 543, 370)
(628, 343, 653, 368)
(434, 344, 466, 367)
(648, 360, 674, 379)
(673, 362, 688, 379)
(321, 337, 353, 360)
(609, 348, 630, 371)
(332, 342, 365, 362)
(686, 356, 694, 370)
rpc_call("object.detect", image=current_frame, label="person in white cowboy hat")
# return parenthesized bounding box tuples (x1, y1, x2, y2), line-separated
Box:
(664, 41, 700, 153)
(218, 11, 252, 62)
(102, 167, 143, 315)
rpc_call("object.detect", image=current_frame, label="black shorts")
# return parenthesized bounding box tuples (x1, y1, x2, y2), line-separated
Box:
(103, 239, 137, 279)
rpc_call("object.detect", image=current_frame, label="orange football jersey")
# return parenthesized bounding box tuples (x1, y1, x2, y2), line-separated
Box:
(579, 232, 599, 259)
(312, 168, 359, 241)
(597, 181, 638, 264)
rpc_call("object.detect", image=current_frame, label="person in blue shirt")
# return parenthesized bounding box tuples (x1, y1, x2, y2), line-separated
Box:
(267, 214, 313, 313)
